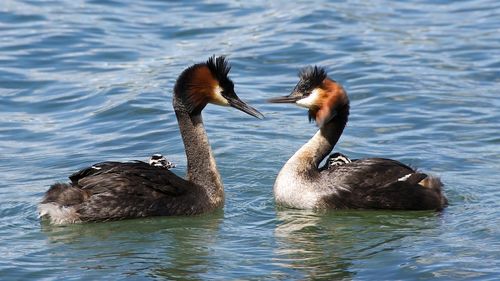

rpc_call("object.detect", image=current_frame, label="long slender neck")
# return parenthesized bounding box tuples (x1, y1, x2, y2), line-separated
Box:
(285, 105, 349, 174)
(173, 95, 224, 206)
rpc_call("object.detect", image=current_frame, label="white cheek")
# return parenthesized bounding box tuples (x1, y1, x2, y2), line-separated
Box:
(296, 88, 320, 108)
(212, 85, 229, 106)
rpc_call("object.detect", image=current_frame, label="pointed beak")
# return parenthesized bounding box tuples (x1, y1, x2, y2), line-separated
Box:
(268, 87, 304, 104)
(267, 95, 301, 103)
(228, 97, 264, 119)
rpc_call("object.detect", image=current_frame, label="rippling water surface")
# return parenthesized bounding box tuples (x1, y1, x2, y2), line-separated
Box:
(1, 0, 499, 279)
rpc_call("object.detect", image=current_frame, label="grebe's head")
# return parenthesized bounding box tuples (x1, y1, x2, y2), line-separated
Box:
(174, 55, 263, 119)
(268, 66, 349, 126)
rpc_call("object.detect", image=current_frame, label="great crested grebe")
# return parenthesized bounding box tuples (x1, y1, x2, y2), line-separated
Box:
(269, 66, 447, 210)
(39, 56, 263, 224)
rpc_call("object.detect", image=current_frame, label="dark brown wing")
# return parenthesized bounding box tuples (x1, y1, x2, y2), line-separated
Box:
(319, 158, 445, 209)
(69, 161, 132, 184)
(72, 161, 187, 196)
(360, 176, 445, 210)
(42, 161, 207, 221)
(71, 161, 200, 220)
(322, 158, 416, 188)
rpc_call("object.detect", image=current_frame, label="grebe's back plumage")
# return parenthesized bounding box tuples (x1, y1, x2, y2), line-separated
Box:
(39, 56, 263, 224)
(66, 154, 174, 185)
(41, 161, 193, 224)
(317, 158, 445, 209)
(269, 66, 447, 211)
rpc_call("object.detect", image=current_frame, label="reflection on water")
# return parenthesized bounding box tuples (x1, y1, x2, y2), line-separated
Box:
(41, 212, 223, 279)
(274, 209, 444, 280)
(274, 210, 354, 280)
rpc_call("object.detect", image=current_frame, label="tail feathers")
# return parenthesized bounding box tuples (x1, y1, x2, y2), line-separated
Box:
(39, 182, 87, 224)
(418, 175, 443, 190)
(399, 173, 448, 209)
(398, 173, 427, 185)
(38, 203, 81, 224)
(419, 175, 448, 207)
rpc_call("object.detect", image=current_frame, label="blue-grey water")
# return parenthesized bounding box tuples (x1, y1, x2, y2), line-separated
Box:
(1, 0, 499, 280)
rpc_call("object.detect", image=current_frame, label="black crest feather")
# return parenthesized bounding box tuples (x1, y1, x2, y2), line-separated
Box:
(206, 55, 231, 83)
(298, 66, 328, 90)
(206, 55, 236, 100)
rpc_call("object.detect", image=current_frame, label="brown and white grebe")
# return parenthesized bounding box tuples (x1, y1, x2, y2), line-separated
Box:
(269, 66, 447, 210)
(39, 56, 263, 224)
